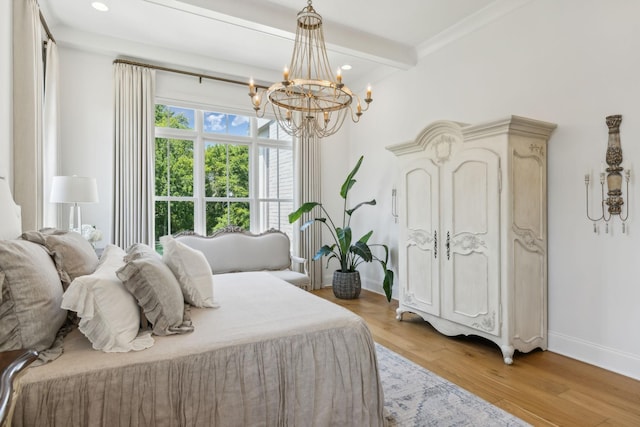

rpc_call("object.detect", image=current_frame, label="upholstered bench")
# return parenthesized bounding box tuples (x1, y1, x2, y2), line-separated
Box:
(175, 226, 310, 290)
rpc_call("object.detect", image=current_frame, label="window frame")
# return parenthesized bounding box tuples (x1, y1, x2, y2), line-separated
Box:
(153, 98, 294, 239)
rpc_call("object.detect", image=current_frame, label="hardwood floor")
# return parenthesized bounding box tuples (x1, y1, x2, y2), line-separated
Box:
(313, 288, 640, 427)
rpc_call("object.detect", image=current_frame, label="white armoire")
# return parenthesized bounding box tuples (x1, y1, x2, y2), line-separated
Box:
(386, 116, 556, 364)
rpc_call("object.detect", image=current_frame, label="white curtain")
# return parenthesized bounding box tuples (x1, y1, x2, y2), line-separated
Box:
(12, 0, 43, 231)
(295, 132, 323, 289)
(43, 40, 59, 228)
(113, 63, 156, 249)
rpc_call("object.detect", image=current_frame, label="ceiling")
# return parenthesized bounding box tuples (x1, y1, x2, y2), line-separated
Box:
(39, 0, 521, 88)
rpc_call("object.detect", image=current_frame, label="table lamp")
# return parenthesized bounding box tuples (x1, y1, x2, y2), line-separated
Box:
(50, 176, 99, 232)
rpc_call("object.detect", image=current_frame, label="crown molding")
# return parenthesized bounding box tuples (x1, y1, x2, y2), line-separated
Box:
(416, 0, 533, 59)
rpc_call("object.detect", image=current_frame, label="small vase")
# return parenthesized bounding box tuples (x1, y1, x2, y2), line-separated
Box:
(332, 270, 361, 299)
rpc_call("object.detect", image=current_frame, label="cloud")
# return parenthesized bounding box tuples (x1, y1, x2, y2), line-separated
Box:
(205, 113, 225, 131)
(231, 115, 249, 127)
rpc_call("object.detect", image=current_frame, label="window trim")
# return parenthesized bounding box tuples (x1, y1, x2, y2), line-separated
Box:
(154, 98, 294, 238)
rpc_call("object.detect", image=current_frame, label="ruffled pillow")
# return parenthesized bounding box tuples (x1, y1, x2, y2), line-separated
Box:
(124, 242, 161, 262)
(22, 229, 99, 289)
(117, 250, 193, 336)
(62, 245, 154, 352)
(0, 240, 67, 352)
(161, 235, 218, 308)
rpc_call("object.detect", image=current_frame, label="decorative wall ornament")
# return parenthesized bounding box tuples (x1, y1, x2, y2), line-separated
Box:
(584, 114, 631, 234)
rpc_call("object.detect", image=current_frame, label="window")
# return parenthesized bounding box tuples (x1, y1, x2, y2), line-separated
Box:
(154, 103, 293, 247)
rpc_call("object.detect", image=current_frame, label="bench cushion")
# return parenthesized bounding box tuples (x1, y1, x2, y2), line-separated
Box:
(176, 231, 291, 274)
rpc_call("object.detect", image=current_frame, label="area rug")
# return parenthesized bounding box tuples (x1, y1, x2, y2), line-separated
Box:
(376, 343, 530, 426)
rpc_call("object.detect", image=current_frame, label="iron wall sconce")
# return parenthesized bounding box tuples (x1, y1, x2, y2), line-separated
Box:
(585, 114, 631, 233)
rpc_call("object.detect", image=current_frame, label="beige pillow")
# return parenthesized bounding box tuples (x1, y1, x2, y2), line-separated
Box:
(22, 229, 99, 288)
(116, 256, 193, 336)
(161, 235, 218, 308)
(124, 242, 160, 262)
(0, 240, 67, 352)
(62, 245, 154, 352)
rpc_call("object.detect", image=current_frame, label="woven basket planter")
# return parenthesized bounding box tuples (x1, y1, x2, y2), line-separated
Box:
(332, 270, 361, 299)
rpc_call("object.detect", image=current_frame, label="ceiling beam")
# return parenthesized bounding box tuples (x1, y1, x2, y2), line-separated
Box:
(144, 0, 416, 70)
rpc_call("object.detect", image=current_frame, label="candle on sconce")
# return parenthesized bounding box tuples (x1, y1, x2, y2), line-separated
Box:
(252, 94, 261, 108)
(336, 69, 342, 84)
(283, 66, 289, 81)
(366, 85, 372, 100)
(249, 78, 255, 95)
(357, 102, 362, 114)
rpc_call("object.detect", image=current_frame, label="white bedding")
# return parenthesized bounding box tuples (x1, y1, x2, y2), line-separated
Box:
(13, 272, 386, 426)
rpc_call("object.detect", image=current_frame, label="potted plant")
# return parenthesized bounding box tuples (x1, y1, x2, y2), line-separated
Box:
(289, 156, 394, 301)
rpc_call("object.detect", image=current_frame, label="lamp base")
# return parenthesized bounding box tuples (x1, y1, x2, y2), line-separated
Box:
(69, 204, 82, 233)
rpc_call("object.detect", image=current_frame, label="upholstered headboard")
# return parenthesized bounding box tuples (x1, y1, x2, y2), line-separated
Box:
(0, 176, 22, 239)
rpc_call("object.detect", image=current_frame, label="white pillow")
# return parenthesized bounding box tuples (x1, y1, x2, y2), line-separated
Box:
(160, 235, 219, 308)
(62, 244, 154, 352)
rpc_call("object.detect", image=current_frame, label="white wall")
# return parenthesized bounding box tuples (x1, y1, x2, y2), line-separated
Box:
(346, 0, 640, 379)
(0, 0, 12, 181)
(57, 48, 114, 244)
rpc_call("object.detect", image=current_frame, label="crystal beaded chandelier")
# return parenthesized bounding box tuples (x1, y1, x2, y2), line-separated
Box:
(248, 0, 372, 139)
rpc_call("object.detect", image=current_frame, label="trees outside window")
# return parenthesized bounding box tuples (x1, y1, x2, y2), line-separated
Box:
(154, 104, 293, 248)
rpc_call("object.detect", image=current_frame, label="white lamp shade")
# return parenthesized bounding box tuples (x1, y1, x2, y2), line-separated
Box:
(50, 176, 99, 203)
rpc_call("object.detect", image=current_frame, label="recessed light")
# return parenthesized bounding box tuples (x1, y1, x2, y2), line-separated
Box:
(341, 64, 352, 71)
(92, 2, 109, 12)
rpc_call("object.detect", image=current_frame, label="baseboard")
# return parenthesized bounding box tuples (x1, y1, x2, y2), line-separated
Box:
(548, 330, 640, 381)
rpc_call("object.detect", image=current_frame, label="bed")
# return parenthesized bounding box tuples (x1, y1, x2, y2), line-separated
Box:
(0, 177, 386, 427)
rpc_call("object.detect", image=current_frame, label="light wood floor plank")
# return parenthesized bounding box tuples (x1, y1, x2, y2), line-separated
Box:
(314, 288, 640, 426)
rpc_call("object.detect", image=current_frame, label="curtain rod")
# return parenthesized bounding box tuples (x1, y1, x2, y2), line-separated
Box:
(113, 59, 269, 90)
(39, 10, 55, 43)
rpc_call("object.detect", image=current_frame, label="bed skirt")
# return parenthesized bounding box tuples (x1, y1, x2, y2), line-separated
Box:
(12, 272, 386, 427)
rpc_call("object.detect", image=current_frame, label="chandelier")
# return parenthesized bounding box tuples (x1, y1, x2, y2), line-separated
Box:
(248, 0, 372, 139)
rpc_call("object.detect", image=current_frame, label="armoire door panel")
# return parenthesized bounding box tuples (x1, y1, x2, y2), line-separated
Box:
(449, 251, 499, 335)
(513, 151, 544, 238)
(399, 157, 440, 315)
(404, 243, 438, 315)
(452, 160, 489, 234)
(441, 148, 501, 336)
(406, 167, 433, 230)
(513, 241, 545, 343)
(452, 252, 489, 317)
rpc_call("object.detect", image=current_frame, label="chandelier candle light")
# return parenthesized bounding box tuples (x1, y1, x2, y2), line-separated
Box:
(584, 114, 631, 233)
(248, 0, 372, 139)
